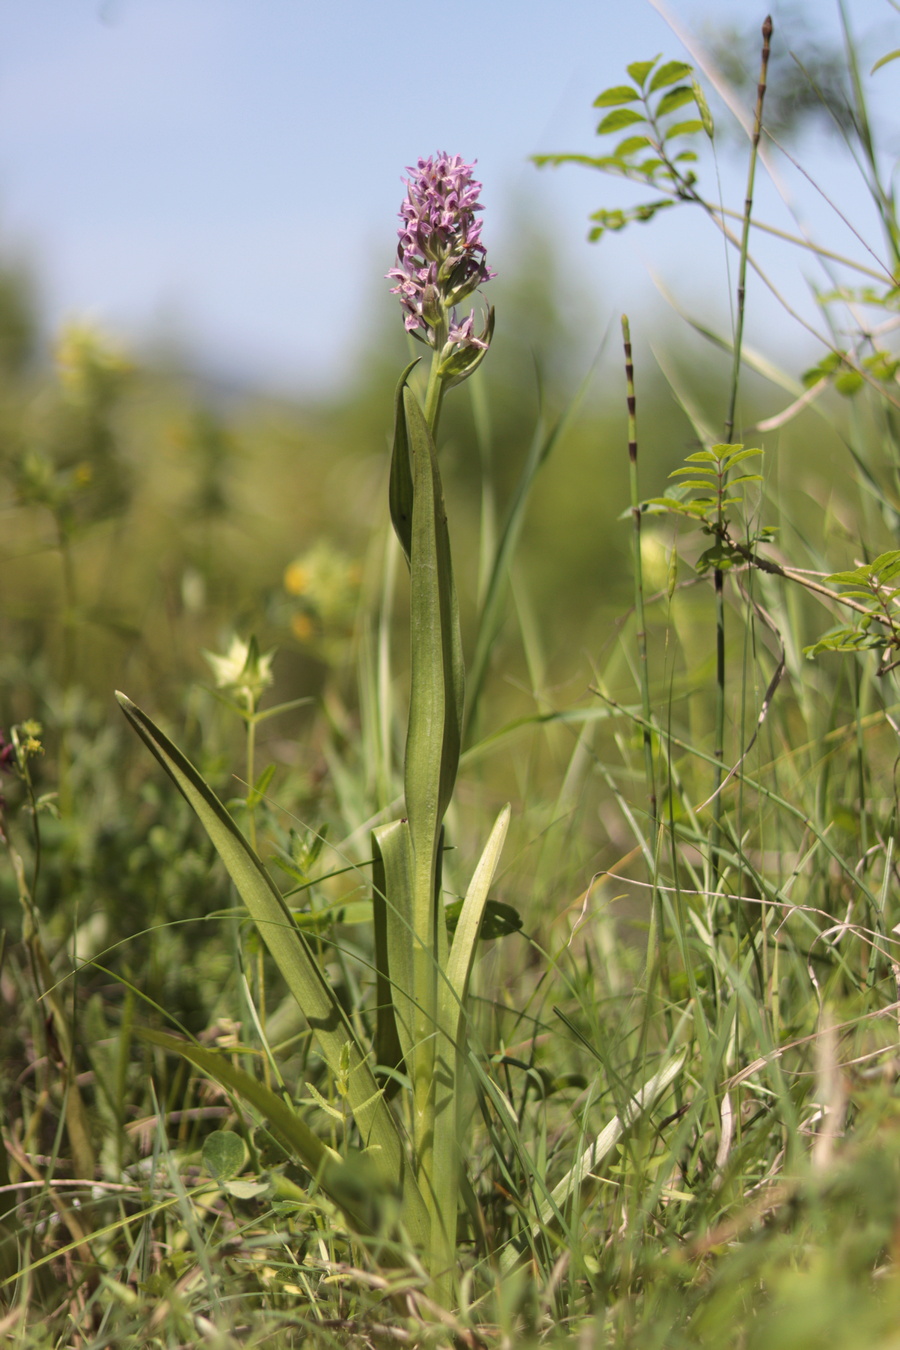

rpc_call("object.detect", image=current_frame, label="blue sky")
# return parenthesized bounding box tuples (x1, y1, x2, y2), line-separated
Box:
(0, 0, 894, 394)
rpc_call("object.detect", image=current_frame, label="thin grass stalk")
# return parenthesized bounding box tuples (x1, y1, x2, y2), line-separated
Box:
(598, 691, 884, 920)
(838, 0, 900, 270)
(245, 714, 258, 853)
(465, 387, 587, 739)
(470, 370, 496, 612)
(622, 317, 665, 998)
(725, 15, 772, 443)
(712, 15, 773, 891)
(622, 316, 657, 833)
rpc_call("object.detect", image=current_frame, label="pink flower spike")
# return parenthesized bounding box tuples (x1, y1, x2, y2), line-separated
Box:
(386, 152, 494, 351)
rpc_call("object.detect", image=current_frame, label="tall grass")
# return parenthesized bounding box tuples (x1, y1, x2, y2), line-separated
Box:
(4, 7, 900, 1347)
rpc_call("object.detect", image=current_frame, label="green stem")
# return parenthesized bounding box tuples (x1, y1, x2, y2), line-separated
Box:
(56, 518, 78, 819)
(246, 711, 258, 853)
(838, 0, 900, 271)
(622, 317, 656, 834)
(416, 331, 450, 1197)
(406, 339, 457, 1299)
(713, 16, 772, 892)
(710, 568, 726, 890)
(423, 316, 449, 438)
(725, 15, 771, 443)
(622, 317, 665, 996)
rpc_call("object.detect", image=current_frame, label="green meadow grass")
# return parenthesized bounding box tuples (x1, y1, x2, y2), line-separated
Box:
(5, 10, 900, 1346)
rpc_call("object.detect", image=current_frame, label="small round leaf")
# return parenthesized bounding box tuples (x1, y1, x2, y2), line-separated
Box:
(202, 1129, 247, 1182)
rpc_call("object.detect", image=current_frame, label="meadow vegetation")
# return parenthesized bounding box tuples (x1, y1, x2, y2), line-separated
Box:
(4, 7, 900, 1346)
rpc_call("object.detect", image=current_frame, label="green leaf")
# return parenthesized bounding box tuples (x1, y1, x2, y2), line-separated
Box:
(500, 1056, 684, 1273)
(116, 692, 426, 1243)
(805, 626, 886, 657)
(802, 351, 843, 387)
(445, 895, 522, 942)
(644, 496, 708, 518)
(138, 1029, 382, 1234)
(443, 806, 511, 1025)
(627, 58, 660, 87)
(532, 152, 626, 172)
(871, 551, 900, 581)
(202, 1130, 247, 1182)
(692, 78, 715, 137)
(720, 447, 763, 468)
(597, 108, 647, 135)
(371, 818, 415, 1077)
(430, 805, 510, 1291)
(656, 86, 696, 117)
(589, 209, 628, 239)
(649, 60, 693, 92)
(632, 498, 680, 516)
(593, 85, 641, 107)
(614, 134, 653, 157)
(696, 542, 743, 572)
(246, 762, 276, 810)
(683, 449, 719, 463)
(863, 350, 900, 381)
(388, 359, 420, 565)
(402, 388, 466, 1274)
(826, 564, 873, 584)
(403, 388, 465, 854)
(477, 899, 522, 938)
(664, 119, 705, 141)
(633, 202, 676, 226)
(872, 48, 900, 74)
(834, 369, 864, 396)
(225, 1178, 269, 1200)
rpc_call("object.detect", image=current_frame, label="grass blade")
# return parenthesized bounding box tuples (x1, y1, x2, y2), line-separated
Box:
(137, 1028, 381, 1234)
(115, 691, 428, 1244)
(372, 818, 415, 1076)
(500, 1054, 685, 1272)
(429, 803, 511, 1297)
(444, 804, 511, 1020)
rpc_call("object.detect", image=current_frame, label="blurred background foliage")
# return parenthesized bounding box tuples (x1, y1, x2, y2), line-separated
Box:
(0, 186, 851, 986)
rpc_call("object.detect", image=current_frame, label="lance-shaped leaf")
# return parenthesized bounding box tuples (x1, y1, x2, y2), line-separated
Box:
(429, 806, 511, 1264)
(140, 1029, 406, 1244)
(400, 384, 466, 1288)
(388, 359, 419, 565)
(441, 804, 511, 1045)
(115, 692, 427, 1246)
(499, 1054, 685, 1272)
(403, 386, 465, 852)
(372, 817, 415, 1081)
(140, 1032, 347, 1208)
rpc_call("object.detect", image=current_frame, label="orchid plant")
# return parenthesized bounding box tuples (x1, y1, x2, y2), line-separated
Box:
(115, 154, 506, 1302)
(113, 153, 681, 1308)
